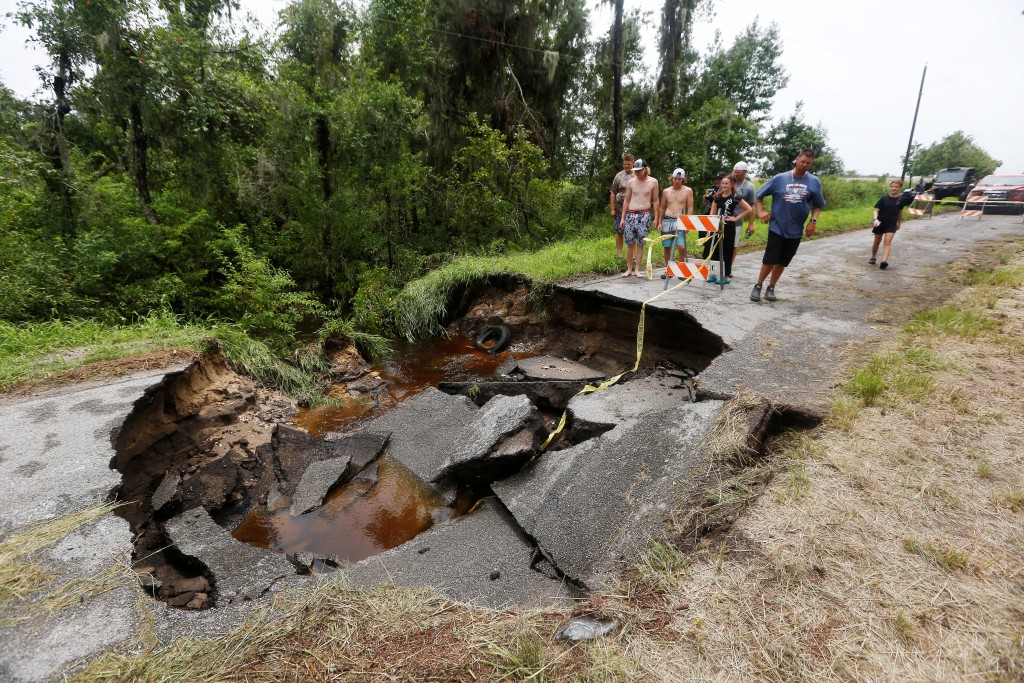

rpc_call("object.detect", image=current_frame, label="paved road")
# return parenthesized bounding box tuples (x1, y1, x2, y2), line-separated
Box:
(562, 212, 1024, 416)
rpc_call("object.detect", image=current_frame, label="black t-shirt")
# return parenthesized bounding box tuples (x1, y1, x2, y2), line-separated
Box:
(874, 194, 904, 230)
(712, 193, 744, 223)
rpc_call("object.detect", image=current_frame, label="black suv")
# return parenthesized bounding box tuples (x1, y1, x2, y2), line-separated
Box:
(929, 167, 977, 201)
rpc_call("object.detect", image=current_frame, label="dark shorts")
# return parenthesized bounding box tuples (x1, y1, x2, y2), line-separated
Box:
(762, 230, 802, 267)
(614, 214, 625, 235)
(872, 225, 898, 235)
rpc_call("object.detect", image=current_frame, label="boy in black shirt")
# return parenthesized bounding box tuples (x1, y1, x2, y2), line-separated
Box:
(870, 179, 911, 270)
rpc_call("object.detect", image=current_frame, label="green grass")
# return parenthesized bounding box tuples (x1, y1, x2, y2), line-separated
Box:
(635, 537, 688, 593)
(844, 345, 952, 407)
(0, 311, 211, 390)
(392, 235, 622, 339)
(0, 311, 343, 404)
(904, 306, 1001, 339)
(963, 266, 1024, 288)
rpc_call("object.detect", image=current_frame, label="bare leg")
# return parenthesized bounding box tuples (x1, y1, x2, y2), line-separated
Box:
(882, 232, 895, 262)
(871, 234, 882, 259)
(768, 264, 786, 285)
(663, 247, 672, 265)
(756, 263, 772, 284)
(615, 231, 624, 258)
(624, 243, 637, 274)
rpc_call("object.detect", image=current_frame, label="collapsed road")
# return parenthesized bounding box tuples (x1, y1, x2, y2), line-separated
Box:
(1, 211, 1022, 682)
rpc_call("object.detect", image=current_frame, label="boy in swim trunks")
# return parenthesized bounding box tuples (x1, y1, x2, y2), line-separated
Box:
(655, 168, 694, 278)
(619, 158, 659, 278)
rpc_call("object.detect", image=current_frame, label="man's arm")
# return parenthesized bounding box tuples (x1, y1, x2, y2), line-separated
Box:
(685, 188, 694, 215)
(621, 185, 632, 227)
(609, 190, 616, 217)
(806, 180, 826, 236)
(656, 189, 668, 225)
(746, 187, 756, 232)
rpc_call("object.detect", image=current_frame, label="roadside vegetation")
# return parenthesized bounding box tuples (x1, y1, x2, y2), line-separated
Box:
(4, 247, 1013, 682)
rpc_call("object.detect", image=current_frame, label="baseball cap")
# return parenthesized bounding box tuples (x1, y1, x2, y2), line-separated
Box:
(714, 171, 727, 179)
(733, 161, 749, 172)
(632, 159, 647, 171)
(671, 168, 686, 179)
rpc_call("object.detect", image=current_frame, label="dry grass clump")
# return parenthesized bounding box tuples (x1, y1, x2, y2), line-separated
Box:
(76, 580, 662, 683)
(0, 502, 122, 625)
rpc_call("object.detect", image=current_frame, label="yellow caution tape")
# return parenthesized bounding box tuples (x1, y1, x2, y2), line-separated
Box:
(540, 247, 717, 451)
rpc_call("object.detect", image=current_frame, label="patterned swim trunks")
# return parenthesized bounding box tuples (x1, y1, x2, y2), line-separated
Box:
(623, 210, 651, 246)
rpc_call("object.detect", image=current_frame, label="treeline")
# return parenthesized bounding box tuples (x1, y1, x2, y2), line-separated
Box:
(0, 0, 843, 346)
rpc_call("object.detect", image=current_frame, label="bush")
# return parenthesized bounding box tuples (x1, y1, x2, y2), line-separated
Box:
(820, 177, 887, 209)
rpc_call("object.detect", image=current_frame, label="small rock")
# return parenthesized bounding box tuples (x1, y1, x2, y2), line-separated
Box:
(170, 576, 211, 595)
(555, 617, 618, 641)
(166, 591, 197, 607)
(185, 592, 208, 610)
(489, 570, 501, 581)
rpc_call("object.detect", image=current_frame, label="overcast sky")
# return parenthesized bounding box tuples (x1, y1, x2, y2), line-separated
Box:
(2, 0, 1021, 175)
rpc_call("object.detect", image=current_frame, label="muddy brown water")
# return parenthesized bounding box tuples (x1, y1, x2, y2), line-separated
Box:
(236, 337, 519, 561)
(296, 336, 525, 437)
(233, 456, 445, 562)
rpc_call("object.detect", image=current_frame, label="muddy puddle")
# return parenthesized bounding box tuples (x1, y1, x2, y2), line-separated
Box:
(297, 336, 525, 437)
(233, 455, 445, 563)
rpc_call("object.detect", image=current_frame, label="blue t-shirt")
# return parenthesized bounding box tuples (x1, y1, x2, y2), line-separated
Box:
(756, 171, 826, 239)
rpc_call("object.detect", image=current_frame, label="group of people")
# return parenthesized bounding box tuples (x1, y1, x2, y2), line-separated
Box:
(610, 148, 827, 302)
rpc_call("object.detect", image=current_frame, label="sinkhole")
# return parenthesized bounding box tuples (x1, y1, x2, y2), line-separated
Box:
(108, 285, 747, 610)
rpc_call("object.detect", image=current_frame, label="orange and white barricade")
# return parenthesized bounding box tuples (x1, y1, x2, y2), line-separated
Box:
(666, 260, 709, 281)
(675, 215, 720, 232)
(960, 194, 985, 220)
(906, 192, 934, 218)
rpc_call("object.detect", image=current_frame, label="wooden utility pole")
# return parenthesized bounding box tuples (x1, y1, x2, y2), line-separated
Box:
(901, 64, 927, 183)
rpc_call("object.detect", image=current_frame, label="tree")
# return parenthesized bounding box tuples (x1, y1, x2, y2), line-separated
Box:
(689, 20, 786, 125)
(910, 131, 1001, 178)
(762, 101, 843, 176)
(654, 0, 698, 118)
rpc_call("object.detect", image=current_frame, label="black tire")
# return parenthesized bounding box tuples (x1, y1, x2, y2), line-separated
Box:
(474, 325, 511, 354)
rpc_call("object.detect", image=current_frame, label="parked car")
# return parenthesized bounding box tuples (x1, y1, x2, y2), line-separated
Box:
(929, 167, 977, 200)
(965, 174, 1024, 215)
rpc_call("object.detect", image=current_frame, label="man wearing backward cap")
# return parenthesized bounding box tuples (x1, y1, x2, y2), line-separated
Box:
(655, 168, 694, 278)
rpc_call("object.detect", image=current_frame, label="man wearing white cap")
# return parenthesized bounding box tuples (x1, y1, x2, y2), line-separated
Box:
(732, 162, 756, 271)
(655, 168, 694, 278)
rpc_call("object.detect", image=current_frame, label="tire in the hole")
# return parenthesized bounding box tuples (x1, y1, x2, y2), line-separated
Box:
(474, 324, 511, 354)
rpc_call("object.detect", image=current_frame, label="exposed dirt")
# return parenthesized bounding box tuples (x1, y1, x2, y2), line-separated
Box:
(2, 348, 200, 399)
(110, 353, 296, 609)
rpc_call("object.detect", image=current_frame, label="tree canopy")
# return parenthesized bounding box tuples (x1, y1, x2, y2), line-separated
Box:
(911, 131, 1002, 178)
(1, 0, 860, 349)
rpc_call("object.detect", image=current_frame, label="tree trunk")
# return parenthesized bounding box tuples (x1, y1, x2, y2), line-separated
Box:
(129, 98, 158, 225)
(611, 0, 624, 164)
(315, 114, 333, 200)
(676, 0, 698, 111)
(655, 0, 680, 116)
(41, 47, 76, 234)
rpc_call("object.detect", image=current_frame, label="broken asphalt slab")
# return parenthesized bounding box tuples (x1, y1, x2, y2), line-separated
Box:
(494, 380, 725, 587)
(562, 213, 1024, 417)
(361, 388, 542, 486)
(164, 507, 296, 606)
(342, 498, 583, 609)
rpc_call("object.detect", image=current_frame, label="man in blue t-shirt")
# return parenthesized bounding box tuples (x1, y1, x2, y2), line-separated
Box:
(749, 148, 826, 302)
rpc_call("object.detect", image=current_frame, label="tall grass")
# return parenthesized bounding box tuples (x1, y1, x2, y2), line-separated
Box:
(0, 311, 211, 390)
